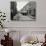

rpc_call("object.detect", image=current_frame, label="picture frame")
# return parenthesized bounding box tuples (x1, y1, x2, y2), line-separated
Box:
(10, 1, 36, 21)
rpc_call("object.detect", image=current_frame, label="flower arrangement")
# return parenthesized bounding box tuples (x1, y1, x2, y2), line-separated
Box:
(0, 11, 6, 28)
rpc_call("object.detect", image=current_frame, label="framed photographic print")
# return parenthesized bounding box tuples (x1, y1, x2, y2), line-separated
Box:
(10, 1, 36, 21)
(0, 0, 46, 27)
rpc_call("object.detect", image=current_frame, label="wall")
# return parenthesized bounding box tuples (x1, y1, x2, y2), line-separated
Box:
(0, 0, 46, 27)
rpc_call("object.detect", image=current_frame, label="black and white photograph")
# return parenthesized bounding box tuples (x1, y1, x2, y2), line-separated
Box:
(10, 1, 36, 21)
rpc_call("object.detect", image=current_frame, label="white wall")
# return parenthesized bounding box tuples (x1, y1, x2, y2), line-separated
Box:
(0, 0, 46, 27)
